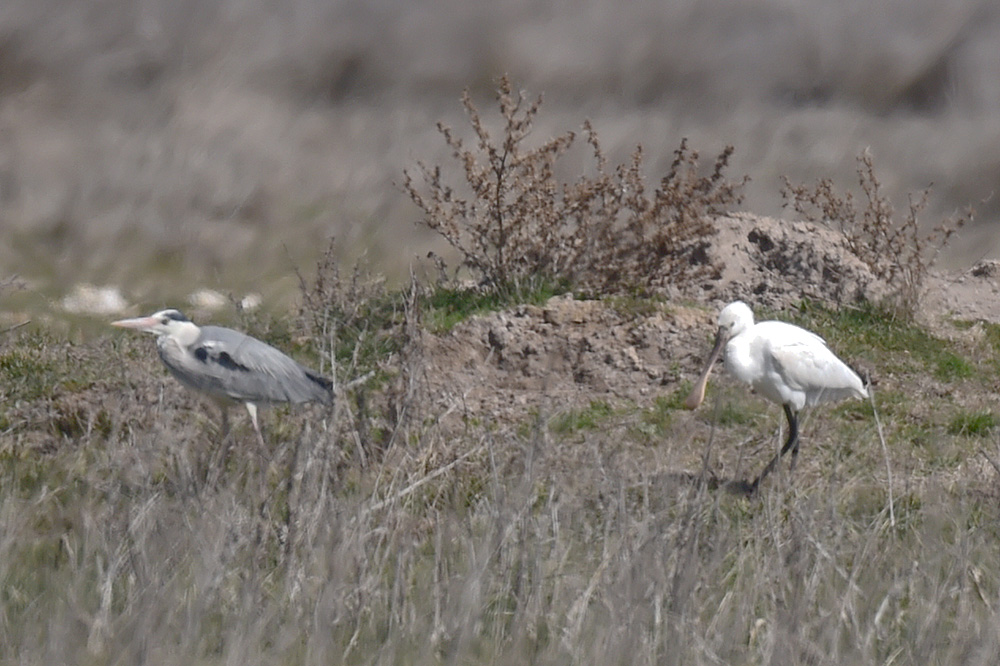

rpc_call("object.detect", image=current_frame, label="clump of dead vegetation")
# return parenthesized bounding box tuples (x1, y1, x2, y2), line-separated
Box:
(403, 75, 747, 295)
(295, 238, 425, 464)
(783, 149, 971, 318)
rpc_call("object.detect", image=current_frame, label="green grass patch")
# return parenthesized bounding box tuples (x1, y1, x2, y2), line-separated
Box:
(716, 401, 760, 427)
(788, 300, 930, 356)
(947, 409, 997, 437)
(660, 385, 692, 411)
(692, 385, 767, 428)
(642, 396, 675, 430)
(627, 396, 679, 442)
(933, 351, 974, 382)
(979, 321, 1000, 355)
(550, 400, 615, 434)
(787, 300, 971, 378)
(0, 331, 104, 403)
(423, 279, 569, 332)
(0, 349, 60, 403)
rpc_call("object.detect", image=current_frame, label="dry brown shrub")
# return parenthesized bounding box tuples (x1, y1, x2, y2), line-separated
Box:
(783, 148, 972, 317)
(403, 75, 747, 295)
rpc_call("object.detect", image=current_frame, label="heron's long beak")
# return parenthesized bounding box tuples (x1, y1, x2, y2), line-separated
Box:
(684, 327, 727, 410)
(111, 316, 159, 331)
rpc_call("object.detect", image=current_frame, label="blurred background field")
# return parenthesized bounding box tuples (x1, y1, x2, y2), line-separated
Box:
(1, 0, 999, 322)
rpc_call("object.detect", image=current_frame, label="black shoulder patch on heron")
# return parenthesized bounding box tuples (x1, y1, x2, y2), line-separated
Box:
(217, 351, 251, 372)
(306, 371, 333, 392)
(194, 347, 208, 363)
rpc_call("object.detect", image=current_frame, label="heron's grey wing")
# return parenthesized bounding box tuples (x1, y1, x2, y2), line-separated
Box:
(190, 326, 332, 404)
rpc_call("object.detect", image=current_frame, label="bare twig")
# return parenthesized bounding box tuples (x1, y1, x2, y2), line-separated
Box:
(869, 386, 895, 528)
(0, 320, 30, 336)
(978, 447, 1000, 479)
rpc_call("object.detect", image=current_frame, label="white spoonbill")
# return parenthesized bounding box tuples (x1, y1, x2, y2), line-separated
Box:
(684, 301, 868, 491)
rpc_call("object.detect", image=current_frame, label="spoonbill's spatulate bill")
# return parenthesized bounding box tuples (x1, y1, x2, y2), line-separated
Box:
(112, 309, 332, 444)
(685, 301, 868, 491)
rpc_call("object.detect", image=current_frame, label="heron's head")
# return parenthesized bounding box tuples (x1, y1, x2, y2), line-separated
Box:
(717, 301, 754, 341)
(112, 309, 199, 344)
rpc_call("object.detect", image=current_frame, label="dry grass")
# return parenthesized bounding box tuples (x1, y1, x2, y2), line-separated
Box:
(3, 254, 1000, 664)
(1, 389, 999, 665)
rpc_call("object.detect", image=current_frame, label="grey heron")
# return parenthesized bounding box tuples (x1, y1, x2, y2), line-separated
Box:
(112, 309, 332, 443)
(685, 301, 868, 492)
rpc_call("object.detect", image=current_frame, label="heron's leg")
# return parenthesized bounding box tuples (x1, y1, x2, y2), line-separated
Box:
(750, 405, 799, 492)
(244, 402, 272, 532)
(245, 402, 266, 449)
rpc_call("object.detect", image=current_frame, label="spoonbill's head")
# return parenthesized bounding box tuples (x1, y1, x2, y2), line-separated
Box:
(112, 309, 199, 343)
(684, 301, 755, 410)
(717, 301, 754, 340)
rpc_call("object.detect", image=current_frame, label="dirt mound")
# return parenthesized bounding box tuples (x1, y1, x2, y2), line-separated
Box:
(683, 213, 883, 309)
(422, 212, 995, 420)
(424, 296, 711, 419)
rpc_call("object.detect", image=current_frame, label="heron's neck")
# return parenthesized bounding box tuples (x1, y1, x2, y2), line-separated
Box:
(170, 322, 202, 347)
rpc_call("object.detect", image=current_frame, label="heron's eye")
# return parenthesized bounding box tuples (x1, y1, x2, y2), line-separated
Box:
(161, 318, 169, 325)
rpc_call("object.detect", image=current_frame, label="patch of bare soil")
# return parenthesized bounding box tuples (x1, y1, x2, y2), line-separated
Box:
(423, 295, 710, 421)
(923, 260, 1000, 327)
(422, 213, 996, 422)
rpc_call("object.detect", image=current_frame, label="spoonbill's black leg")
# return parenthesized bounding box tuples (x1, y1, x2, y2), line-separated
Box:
(787, 404, 802, 473)
(749, 404, 799, 492)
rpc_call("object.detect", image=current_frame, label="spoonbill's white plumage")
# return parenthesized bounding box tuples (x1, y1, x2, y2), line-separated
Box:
(685, 301, 868, 491)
